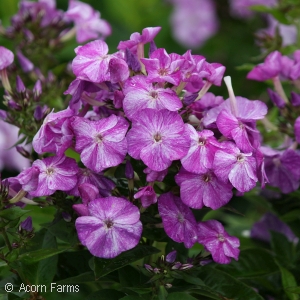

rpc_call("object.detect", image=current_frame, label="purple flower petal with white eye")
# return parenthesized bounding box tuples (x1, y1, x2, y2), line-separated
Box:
(140, 48, 185, 86)
(72, 115, 129, 172)
(123, 75, 182, 119)
(75, 197, 142, 258)
(0, 46, 14, 70)
(213, 146, 258, 192)
(127, 109, 190, 171)
(30, 155, 78, 197)
(181, 126, 221, 173)
(175, 168, 232, 210)
(72, 40, 111, 83)
(158, 192, 197, 248)
(198, 220, 240, 264)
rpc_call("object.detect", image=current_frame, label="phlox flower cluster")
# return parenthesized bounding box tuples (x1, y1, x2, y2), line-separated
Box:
(2, 19, 279, 264)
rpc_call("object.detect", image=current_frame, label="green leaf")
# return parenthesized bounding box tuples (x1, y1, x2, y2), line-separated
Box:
(167, 292, 197, 300)
(56, 272, 95, 284)
(118, 265, 148, 287)
(236, 63, 255, 71)
(278, 265, 299, 300)
(0, 207, 29, 221)
(270, 231, 295, 268)
(18, 247, 69, 264)
(86, 289, 125, 300)
(286, 287, 300, 294)
(41, 218, 78, 245)
(120, 296, 145, 300)
(94, 245, 160, 279)
(216, 248, 278, 278)
(249, 5, 273, 12)
(198, 266, 265, 300)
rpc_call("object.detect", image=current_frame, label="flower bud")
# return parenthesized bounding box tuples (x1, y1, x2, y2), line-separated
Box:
(20, 217, 33, 231)
(125, 48, 141, 72)
(17, 50, 34, 73)
(16, 76, 26, 93)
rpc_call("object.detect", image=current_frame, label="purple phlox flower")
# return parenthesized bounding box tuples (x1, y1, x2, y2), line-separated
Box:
(281, 52, 300, 81)
(166, 250, 177, 263)
(262, 146, 300, 193)
(175, 167, 233, 210)
(30, 155, 78, 197)
(158, 192, 198, 248)
(8, 166, 40, 192)
(68, 168, 115, 197)
(251, 212, 297, 243)
(267, 88, 285, 108)
(143, 167, 168, 182)
(247, 51, 282, 81)
(198, 220, 240, 264)
(32, 108, 75, 155)
(181, 126, 222, 174)
(200, 61, 226, 86)
(127, 109, 190, 171)
(134, 186, 157, 208)
(169, 0, 218, 48)
(140, 48, 185, 86)
(73, 182, 100, 216)
(291, 92, 300, 107)
(0, 46, 14, 70)
(20, 216, 33, 231)
(117, 27, 161, 56)
(16, 50, 34, 73)
(109, 57, 129, 84)
(0, 121, 30, 171)
(75, 196, 142, 258)
(71, 115, 129, 172)
(213, 143, 258, 193)
(123, 75, 182, 119)
(180, 50, 206, 83)
(72, 40, 112, 83)
(65, 0, 111, 43)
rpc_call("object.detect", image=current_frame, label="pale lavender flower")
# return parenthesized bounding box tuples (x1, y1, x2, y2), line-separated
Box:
(127, 109, 190, 171)
(181, 126, 222, 174)
(71, 115, 129, 172)
(295, 117, 300, 144)
(30, 155, 78, 197)
(123, 75, 182, 119)
(75, 197, 142, 258)
(169, 0, 218, 48)
(158, 192, 198, 248)
(140, 49, 185, 86)
(213, 143, 258, 192)
(72, 40, 111, 83)
(198, 220, 240, 264)
(175, 167, 232, 209)
(65, 0, 111, 43)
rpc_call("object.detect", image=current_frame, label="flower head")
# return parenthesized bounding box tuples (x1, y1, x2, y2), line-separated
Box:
(75, 197, 142, 258)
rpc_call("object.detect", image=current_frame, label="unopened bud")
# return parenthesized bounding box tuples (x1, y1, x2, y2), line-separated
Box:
(149, 40, 157, 57)
(16, 76, 26, 93)
(33, 80, 42, 99)
(20, 217, 33, 232)
(16, 146, 30, 158)
(17, 50, 34, 73)
(125, 48, 141, 72)
(125, 160, 134, 180)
